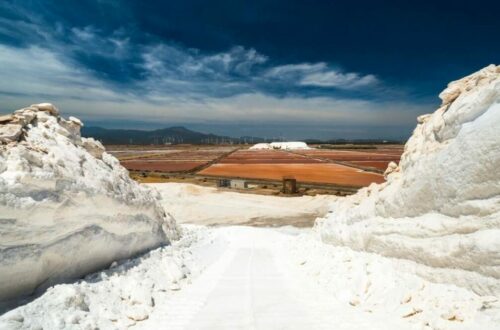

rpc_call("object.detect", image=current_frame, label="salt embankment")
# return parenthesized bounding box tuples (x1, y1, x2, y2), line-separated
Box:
(0, 104, 178, 307)
(316, 65, 500, 296)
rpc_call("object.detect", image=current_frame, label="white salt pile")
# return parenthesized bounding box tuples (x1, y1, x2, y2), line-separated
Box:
(0, 104, 178, 308)
(317, 64, 500, 296)
(250, 141, 311, 150)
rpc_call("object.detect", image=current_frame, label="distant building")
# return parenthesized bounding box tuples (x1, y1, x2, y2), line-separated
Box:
(230, 179, 247, 189)
(216, 179, 231, 188)
(216, 178, 248, 189)
(282, 176, 298, 194)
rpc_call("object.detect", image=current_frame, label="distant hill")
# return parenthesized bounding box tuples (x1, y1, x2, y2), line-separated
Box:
(81, 126, 264, 145)
(81, 126, 404, 145)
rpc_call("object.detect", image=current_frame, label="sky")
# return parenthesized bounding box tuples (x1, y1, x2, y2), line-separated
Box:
(0, 0, 498, 140)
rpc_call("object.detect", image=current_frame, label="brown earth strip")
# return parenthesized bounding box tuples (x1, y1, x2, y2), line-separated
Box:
(198, 163, 384, 187)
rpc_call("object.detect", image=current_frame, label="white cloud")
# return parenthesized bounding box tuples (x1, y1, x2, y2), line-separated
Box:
(264, 63, 327, 78)
(141, 45, 267, 80)
(0, 2, 379, 94)
(0, 44, 427, 128)
(0, 0, 429, 139)
(68, 26, 131, 59)
(265, 62, 379, 89)
(0, 45, 116, 100)
(0, 37, 429, 134)
(71, 26, 97, 41)
(301, 71, 378, 88)
(138, 45, 379, 95)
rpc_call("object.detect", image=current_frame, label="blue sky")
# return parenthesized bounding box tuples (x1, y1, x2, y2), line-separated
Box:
(0, 0, 498, 139)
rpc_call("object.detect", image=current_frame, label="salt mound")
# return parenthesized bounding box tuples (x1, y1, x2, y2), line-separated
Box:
(0, 104, 178, 307)
(249, 143, 272, 150)
(250, 141, 311, 150)
(316, 65, 500, 296)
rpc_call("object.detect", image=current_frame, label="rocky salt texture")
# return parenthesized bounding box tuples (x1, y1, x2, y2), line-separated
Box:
(0, 225, 205, 330)
(0, 104, 178, 307)
(288, 233, 500, 329)
(317, 65, 500, 297)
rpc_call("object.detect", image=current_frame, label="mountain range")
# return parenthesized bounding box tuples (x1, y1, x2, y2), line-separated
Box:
(81, 126, 404, 145)
(81, 126, 265, 145)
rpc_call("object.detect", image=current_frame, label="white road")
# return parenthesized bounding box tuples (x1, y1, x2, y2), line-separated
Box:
(137, 227, 404, 330)
(4, 181, 495, 329)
